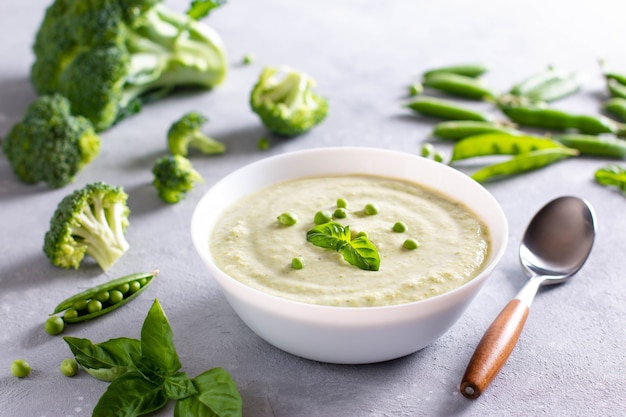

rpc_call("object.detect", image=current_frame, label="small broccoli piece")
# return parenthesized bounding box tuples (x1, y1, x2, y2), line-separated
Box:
(31, 0, 228, 132)
(250, 66, 329, 137)
(44, 182, 130, 271)
(152, 155, 204, 204)
(2, 94, 101, 188)
(167, 112, 225, 156)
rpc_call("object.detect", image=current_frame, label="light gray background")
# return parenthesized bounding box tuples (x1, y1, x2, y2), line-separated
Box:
(1, 0, 625, 416)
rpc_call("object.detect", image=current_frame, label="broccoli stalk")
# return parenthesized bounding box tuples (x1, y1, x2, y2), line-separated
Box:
(250, 66, 329, 137)
(167, 111, 225, 156)
(152, 155, 204, 204)
(44, 182, 131, 271)
(31, 0, 228, 132)
(2, 94, 101, 188)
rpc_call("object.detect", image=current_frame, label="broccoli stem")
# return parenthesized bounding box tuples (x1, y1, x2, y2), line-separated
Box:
(70, 201, 130, 271)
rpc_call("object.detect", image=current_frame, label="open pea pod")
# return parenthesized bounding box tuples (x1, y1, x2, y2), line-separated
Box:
(52, 270, 158, 323)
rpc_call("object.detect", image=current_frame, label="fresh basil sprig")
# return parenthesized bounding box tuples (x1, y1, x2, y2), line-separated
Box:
(63, 299, 241, 417)
(306, 222, 380, 271)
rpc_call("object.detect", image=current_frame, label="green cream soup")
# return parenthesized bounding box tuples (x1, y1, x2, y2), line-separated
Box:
(210, 175, 490, 307)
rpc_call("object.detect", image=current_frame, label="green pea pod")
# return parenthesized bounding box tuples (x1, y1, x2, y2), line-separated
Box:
(603, 97, 626, 121)
(405, 96, 492, 122)
(52, 271, 158, 323)
(422, 72, 498, 100)
(470, 147, 579, 183)
(500, 103, 619, 135)
(604, 72, 626, 87)
(607, 79, 626, 99)
(594, 164, 626, 194)
(523, 72, 583, 103)
(509, 67, 560, 96)
(450, 133, 564, 163)
(423, 63, 490, 78)
(553, 134, 626, 159)
(431, 120, 520, 141)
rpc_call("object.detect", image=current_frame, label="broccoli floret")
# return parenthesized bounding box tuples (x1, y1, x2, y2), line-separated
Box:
(167, 111, 225, 156)
(31, 0, 228, 132)
(43, 182, 130, 271)
(250, 66, 329, 137)
(2, 94, 101, 188)
(152, 155, 203, 204)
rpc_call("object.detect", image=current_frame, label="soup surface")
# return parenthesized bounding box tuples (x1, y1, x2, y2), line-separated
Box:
(210, 174, 490, 306)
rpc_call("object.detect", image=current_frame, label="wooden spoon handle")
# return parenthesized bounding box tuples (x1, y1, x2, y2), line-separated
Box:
(460, 298, 529, 399)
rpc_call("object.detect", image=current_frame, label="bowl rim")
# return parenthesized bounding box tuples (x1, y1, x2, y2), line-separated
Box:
(191, 146, 509, 313)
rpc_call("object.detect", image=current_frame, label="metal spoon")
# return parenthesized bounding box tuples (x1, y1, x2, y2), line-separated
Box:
(460, 196, 596, 399)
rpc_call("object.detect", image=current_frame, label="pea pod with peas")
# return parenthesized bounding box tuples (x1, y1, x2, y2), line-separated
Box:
(509, 67, 583, 103)
(50, 270, 158, 326)
(449, 133, 565, 163)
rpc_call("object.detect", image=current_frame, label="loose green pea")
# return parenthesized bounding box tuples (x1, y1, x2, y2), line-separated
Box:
(393, 221, 408, 233)
(109, 289, 124, 304)
(257, 137, 270, 150)
(128, 281, 141, 294)
(11, 359, 31, 378)
(433, 152, 445, 163)
(364, 203, 379, 215)
(314, 210, 332, 225)
(73, 300, 87, 311)
(60, 358, 78, 377)
(95, 290, 110, 303)
(291, 257, 304, 270)
(336, 198, 348, 208)
(87, 299, 102, 314)
(45, 316, 64, 335)
(403, 239, 420, 250)
(421, 143, 434, 157)
(277, 212, 298, 226)
(64, 308, 78, 320)
(333, 207, 347, 219)
(242, 53, 255, 65)
(409, 82, 424, 97)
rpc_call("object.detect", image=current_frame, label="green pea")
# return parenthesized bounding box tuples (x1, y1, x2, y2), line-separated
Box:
(138, 277, 149, 286)
(109, 289, 124, 304)
(117, 283, 130, 294)
(403, 239, 420, 250)
(72, 299, 88, 311)
(291, 257, 304, 270)
(45, 316, 64, 335)
(11, 359, 31, 378)
(470, 147, 579, 183)
(393, 221, 408, 233)
(409, 82, 424, 97)
(64, 308, 79, 320)
(95, 290, 110, 303)
(242, 53, 255, 65)
(336, 198, 348, 208)
(433, 152, 445, 163)
(449, 133, 565, 163)
(421, 143, 434, 157)
(87, 299, 102, 314)
(333, 207, 347, 219)
(431, 120, 521, 141)
(364, 203, 379, 215)
(60, 358, 78, 377)
(128, 281, 141, 294)
(405, 96, 492, 122)
(257, 137, 270, 150)
(314, 210, 332, 225)
(422, 72, 498, 100)
(277, 212, 298, 226)
(423, 63, 490, 78)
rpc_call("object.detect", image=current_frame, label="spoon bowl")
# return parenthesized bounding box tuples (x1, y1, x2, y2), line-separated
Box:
(460, 196, 596, 399)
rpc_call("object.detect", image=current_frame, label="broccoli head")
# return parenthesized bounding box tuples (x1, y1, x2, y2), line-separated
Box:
(250, 66, 329, 137)
(2, 94, 101, 188)
(152, 155, 203, 204)
(167, 111, 225, 156)
(44, 182, 130, 271)
(31, 0, 228, 132)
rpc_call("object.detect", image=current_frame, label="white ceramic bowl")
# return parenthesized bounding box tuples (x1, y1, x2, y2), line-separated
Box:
(191, 147, 508, 364)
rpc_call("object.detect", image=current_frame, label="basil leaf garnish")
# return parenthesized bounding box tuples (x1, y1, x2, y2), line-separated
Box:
(141, 299, 182, 376)
(174, 368, 243, 417)
(307, 222, 380, 271)
(165, 371, 198, 400)
(63, 336, 140, 382)
(92, 371, 168, 417)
